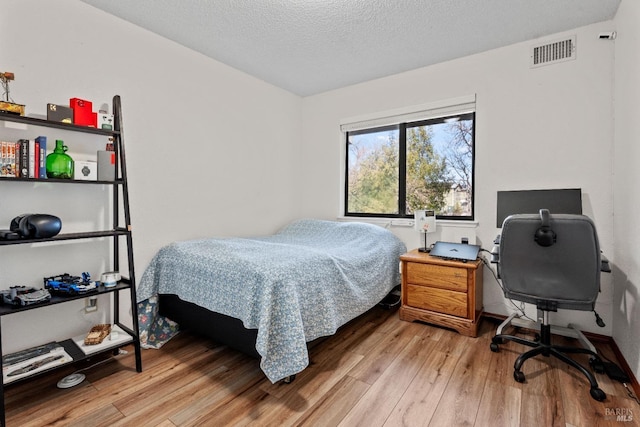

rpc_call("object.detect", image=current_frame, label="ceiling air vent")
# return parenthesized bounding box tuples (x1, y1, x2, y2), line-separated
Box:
(530, 36, 576, 68)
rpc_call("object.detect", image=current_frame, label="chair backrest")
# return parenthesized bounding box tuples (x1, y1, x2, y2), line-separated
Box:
(499, 211, 601, 311)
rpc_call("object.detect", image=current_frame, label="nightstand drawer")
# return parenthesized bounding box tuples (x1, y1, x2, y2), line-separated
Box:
(406, 284, 468, 317)
(406, 262, 468, 292)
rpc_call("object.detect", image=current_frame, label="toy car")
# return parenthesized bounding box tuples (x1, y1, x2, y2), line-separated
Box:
(43, 272, 97, 295)
(1, 286, 52, 306)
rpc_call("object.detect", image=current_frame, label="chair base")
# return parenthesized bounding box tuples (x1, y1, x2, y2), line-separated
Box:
(491, 312, 606, 402)
(494, 312, 597, 354)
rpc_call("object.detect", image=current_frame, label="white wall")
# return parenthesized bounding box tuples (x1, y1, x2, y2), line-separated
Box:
(300, 22, 617, 336)
(1, 0, 301, 352)
(613, 0, 640, 382)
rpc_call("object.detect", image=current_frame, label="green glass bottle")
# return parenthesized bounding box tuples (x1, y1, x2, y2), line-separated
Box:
(46, 140, 74, 179)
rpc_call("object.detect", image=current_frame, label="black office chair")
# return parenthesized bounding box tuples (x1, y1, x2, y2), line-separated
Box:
(490, 209, 607, 401)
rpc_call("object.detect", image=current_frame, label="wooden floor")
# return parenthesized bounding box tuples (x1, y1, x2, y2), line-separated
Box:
(5, 307, 638, 427)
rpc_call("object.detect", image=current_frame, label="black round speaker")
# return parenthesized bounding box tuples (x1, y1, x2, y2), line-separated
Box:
(16, 214, 62, 238)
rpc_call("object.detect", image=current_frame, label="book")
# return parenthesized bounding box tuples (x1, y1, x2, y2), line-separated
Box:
(7, 141, 15, 177)
(34, 141, 40, 178)
(14, 141, 20, 177)
(0, 141, 7, 177)
(28, 139, 35, 178)
(18, 139, 28, 178)
(35, 136, 47, 179)
(13, 142, 18, 177)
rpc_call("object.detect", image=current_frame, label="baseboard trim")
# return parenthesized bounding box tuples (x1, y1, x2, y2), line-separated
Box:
(483, 312, 640, 398)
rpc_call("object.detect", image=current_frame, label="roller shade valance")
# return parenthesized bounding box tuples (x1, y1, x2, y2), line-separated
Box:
(340, 94, 476, 133)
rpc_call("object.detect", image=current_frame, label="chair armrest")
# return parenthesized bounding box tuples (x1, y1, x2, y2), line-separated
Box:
(491, 234, 501, 263)
(601, 252, 611, 273)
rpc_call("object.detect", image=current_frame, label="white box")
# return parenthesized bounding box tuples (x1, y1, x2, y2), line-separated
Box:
(97, 112, 114, 130)
(97, 151, 115, 181)
(74, 160, 97, 180)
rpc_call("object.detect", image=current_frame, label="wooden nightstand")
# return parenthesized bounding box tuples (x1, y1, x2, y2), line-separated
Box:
(399, 249, 483, 337)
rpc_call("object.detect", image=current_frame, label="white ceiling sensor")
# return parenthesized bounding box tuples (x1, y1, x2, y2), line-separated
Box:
(530, 36, 577, 68)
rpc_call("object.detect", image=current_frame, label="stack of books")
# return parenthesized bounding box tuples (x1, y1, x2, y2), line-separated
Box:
(0, 136, 47, 179)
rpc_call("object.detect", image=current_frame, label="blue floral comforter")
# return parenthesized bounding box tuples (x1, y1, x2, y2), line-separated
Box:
(136, 219, 406, 382)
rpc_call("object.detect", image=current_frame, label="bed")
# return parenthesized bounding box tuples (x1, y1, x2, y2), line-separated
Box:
(136, 219, 406, 383)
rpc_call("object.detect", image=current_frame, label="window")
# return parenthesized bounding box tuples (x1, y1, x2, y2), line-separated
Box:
(343, 98, 475, 220)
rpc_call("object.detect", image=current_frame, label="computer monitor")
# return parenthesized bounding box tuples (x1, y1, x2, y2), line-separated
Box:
(496, 188, 582, 227)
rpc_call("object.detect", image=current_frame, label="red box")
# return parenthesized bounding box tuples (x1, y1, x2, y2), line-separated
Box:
(69, 98, 97, 127)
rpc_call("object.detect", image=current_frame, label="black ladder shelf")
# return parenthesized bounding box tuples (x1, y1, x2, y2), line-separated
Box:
(0, 95, 142, 427)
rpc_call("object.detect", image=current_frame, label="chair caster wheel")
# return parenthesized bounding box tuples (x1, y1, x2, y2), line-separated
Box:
(589, 357, 605, 374)
(514, 370, 525, 383)
(590, 387, 606, 401)
(492, 336, 504, 345)
(490, 343, 500, 353)
(283, 374, 296, 384)
(534, 333, 541, 342)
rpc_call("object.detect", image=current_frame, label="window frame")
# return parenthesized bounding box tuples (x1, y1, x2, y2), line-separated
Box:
(343, 111, 476, 221)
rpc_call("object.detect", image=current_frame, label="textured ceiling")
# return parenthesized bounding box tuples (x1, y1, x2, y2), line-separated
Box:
(80, 0, 620, 96)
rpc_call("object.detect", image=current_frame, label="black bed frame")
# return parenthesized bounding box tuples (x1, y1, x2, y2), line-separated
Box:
(158, 286, 401, 368)
(158, 294, 260, 358)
